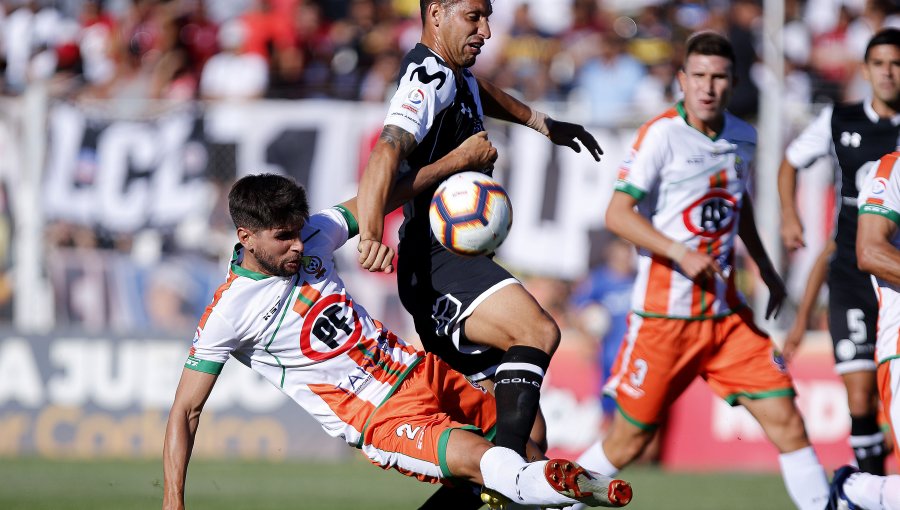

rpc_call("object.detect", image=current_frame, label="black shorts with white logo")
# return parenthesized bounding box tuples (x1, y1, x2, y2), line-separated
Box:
(397, 244, 517, 381)
(827, 261, 878, 374)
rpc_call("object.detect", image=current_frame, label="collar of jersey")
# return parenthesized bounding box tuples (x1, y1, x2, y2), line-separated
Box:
(863, 97, 900, 126)
(229, 245, 272, 280)
(676, 101, 723, 141)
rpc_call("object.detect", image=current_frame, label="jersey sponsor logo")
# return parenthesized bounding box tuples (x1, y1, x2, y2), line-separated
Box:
(301, 255, 326, 278)
(432, 294, 462, 337)
(682, 189, 738, 238)
(872, 177, 888, 195)
(840, 131, 862, 147)
(299, 293, 362, 361)
(410, 66, 447, 89)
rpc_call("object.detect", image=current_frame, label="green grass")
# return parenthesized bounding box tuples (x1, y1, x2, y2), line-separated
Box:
(0, 457, 795, 509)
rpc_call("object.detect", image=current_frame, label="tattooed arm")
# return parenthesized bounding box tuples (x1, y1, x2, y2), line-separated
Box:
(356, 124, 418, 271)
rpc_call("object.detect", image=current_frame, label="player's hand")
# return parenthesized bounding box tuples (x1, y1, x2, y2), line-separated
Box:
(780, 213, 805, 252)
(357, 238, 395, 273)
(546, 119, 603, 162)
(781, 322, 805, 363)
(457, 131, 498, 171)
(677, 250, 723, 281)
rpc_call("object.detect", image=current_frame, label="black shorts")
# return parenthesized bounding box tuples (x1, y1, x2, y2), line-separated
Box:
(827, 263, 878, 374)
(397, 245, 517, 381)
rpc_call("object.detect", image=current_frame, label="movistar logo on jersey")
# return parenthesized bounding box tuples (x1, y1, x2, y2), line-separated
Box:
(411, 66, 446, 89)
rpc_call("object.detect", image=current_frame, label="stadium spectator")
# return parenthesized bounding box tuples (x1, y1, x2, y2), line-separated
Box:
(199, 19, 268, 100)
(823, 148, 900, 510)
(572, 31, 646, 126)
(778, 28, 900, 476)
(569, 32, 830, 510)
(162, 170, 633, 510)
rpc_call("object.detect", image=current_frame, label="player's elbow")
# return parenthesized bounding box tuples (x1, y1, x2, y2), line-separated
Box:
(605, 205, 626, 237)
(856, 243, 880, 274)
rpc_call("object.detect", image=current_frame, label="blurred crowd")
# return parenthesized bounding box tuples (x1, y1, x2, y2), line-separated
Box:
(2, 0, 900, 123)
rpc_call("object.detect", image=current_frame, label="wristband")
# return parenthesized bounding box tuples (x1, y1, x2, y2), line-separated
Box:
(526, 109, 552, 137)
(666, 242, 688, 264)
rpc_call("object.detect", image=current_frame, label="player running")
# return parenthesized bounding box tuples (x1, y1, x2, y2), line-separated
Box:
(568, 32, 830, 510)
(162, 171, 632, 510)
(825, 150, 900, 510)
(778, 28, 900, 475)
(355, 1, 603, 485)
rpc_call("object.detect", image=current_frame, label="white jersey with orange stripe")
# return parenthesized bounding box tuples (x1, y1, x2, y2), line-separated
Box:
(615, 103, 756, 319)
(185, 206, 422, 447)
(858, 152, 900, 364)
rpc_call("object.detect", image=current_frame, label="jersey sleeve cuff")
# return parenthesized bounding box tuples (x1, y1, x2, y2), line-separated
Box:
(333, 204, 359, 238)
(614, 180, 646, 201)
(185, 355, 225, 375)
(859, 203, 900, 225)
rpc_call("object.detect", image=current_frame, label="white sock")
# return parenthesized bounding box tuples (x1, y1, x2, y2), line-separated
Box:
(479, 446, 578, 506)
(575, 441, 619, 476)
(777, 446, 829, 510)
(844, 472, 900, 510)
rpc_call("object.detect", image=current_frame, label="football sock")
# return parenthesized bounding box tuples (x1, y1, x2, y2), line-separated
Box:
(493, 346, 551, 456)
(479, 446, 575, 506)
(575, 440, 619, 476)
(850, 413, 886, 475)
(843, 472, 900, 510)
(777, 446, 829, 510)
(417, 482, 483, 510)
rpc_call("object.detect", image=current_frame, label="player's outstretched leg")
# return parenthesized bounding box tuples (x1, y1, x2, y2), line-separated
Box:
(479, 447, 632, 509)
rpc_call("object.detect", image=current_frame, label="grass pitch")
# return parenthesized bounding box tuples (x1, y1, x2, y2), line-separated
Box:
(0, 457, 795, 509)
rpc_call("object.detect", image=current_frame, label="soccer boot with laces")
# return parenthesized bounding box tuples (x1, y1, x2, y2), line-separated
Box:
(825, 465, 859, 510)
(543, 459, 632, 508)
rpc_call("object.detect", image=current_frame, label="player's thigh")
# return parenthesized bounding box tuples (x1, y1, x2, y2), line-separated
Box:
(704, 310, 795, 404)
(604, 314, 704, 430)
(828, 270, 878, 375)
(464, 283, 560, 352)
(877, 360, 900, 465)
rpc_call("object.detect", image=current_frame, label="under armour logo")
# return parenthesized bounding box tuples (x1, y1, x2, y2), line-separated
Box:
(840, 131, 861, 147)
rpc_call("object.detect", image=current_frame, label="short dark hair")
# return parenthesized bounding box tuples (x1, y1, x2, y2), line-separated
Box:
(865, 28, 900, 62)
(228, 173, 310, 231)
(684, 31, 736, 66)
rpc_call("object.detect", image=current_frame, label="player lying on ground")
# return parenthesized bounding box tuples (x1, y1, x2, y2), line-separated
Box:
(162, 167, 632, 509)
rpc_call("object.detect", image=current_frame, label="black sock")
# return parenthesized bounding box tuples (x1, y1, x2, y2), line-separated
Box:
(850, 413, 886, 475)
(417, 482, 483, 510)
(492, 345, 551, 457)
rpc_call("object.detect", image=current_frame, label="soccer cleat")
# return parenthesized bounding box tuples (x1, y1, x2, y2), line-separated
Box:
(543, 459, 632, 507)
(825, 465, 859, 510)
(481, 487, 511, 510)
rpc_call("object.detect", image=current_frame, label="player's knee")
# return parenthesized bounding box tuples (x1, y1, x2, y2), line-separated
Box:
(765, 409, 811, 451)
(516, 314, 560, 355)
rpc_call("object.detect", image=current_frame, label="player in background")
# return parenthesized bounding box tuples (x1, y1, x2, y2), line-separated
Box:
(162, 170, 633, 510)
(567, 32, 830, 510)
(777, 28, 900, 475)
(825, 151, 900, 510)
(355, 0, 602, 479)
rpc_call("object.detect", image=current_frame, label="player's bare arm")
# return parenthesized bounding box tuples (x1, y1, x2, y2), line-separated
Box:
(858, 213, 900, 284)
(476, 77, 603, 161)
(357, 125, 418, 271)
(162, 368, 219, 510)
(605, 191, 721, 280)
(738, 195, 787, 319)
(783, 240, 834, 362)
(341, 132, 498, 274)
(777, 158, 806, 251)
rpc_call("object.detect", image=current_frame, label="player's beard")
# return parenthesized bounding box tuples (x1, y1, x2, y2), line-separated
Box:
(254, 246, 300, 277)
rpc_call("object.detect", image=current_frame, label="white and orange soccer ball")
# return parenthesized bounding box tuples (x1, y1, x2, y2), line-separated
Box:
(429, 171, 513, 256)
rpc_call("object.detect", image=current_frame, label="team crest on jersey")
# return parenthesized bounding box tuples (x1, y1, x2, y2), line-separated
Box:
(301, 256, 326, 278)
(300, 294, 361, 361)
(771, 349, 788, 373)
(682, 190, 738, 238)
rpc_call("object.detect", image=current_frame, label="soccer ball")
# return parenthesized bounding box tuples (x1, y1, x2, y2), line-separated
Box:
(429, 171, 513, 256)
